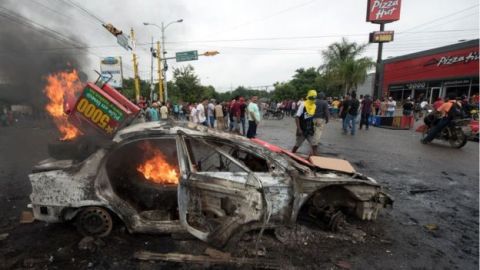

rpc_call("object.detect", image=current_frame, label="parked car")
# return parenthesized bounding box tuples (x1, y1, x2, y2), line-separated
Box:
(29, 121, 393, 247)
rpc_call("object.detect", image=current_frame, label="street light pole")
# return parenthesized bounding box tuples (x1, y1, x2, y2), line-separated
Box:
(161, 22, 168, 102)
(143, 20, 183, 102)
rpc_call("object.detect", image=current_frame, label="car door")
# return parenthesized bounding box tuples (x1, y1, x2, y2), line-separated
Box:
(176, 134, 265, 247)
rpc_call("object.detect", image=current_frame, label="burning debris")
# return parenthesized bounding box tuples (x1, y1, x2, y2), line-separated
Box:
(137, 144, 179, 185)
(44, 70, 82, 140)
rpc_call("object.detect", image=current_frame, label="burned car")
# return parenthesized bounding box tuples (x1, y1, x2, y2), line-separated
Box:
(29, 121, 392, 247)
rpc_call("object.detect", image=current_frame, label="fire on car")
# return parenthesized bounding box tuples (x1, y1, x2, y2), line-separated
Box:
(28, 121, 393, 247)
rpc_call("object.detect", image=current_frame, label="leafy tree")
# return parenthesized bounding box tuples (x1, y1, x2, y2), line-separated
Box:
(319, 38, 374, 95)
(120, 78, 152, 101)
(171, 65, 204, 103)
(272, 82, 296, 101)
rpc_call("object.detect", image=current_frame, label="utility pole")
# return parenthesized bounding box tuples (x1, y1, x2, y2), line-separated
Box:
(161, 22, 168, 102)
(150, 36, 154, 101)
(157, 41, 164, 103)
(131, 28, 140, 102)
(373, 23, 385, 99)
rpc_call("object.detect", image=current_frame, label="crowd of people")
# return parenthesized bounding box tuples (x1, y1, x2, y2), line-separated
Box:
(135, 92, 479, 154)
(137, 96, 262, 139)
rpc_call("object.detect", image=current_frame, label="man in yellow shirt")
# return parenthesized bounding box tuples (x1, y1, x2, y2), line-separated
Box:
(331, 98, 341, 118)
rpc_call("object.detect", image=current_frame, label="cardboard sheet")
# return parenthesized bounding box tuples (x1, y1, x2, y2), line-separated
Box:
(309, 156, 356, 174)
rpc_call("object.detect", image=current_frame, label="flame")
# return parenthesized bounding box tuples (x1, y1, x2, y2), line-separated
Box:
(137, 148, 179, 185)
(44, 70, 83, 140)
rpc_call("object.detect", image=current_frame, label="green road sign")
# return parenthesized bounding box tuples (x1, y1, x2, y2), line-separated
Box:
(176, 50, 198, 62)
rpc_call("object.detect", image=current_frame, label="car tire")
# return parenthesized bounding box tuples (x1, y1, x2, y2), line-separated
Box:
(75, 207, 113, 238)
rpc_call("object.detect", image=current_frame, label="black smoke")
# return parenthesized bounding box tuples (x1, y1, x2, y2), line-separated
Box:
(0, 1, 90, 111)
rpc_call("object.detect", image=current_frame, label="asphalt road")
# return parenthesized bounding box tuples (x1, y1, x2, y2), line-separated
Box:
(257, 116, 479, 270)
(0, 118, 478, 269)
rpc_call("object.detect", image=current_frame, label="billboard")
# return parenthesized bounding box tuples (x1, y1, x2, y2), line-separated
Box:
(366, 0, 401, 23)
(100, 57, 123, 88)
(369, 31, 394, 43)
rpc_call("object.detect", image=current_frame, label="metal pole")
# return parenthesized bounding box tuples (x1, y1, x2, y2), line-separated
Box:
(157, 41, 164, 103)
(131, 28, 141, 102)
(373, 23, 385, 99)
(162, 22, 168, 102)
(132, 53, 140, 102)
(150, 37, 154, 101)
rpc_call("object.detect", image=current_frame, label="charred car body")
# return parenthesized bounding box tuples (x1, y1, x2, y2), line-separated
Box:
(29, 121, 393, 247)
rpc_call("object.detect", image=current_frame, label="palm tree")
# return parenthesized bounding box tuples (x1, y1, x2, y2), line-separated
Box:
(319, 38, 374, 96)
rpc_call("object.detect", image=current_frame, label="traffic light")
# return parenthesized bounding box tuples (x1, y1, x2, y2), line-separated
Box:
(203, 51, 219, 56)
(102, 23, 123, 36)
(150, 47, 158, 58)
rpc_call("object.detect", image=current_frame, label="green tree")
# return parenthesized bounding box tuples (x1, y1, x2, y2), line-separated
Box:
(272, 81, 296, 101)
(120, 78, 152, 101)
(171, 65, 204, 103)
(319, 38, 374, 95)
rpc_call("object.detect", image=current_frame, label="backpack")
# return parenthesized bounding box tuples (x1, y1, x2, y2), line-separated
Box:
(447, 101, 463, 120)
(300, 107, 314, 136)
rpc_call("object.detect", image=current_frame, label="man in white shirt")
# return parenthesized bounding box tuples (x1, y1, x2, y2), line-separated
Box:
(160, 102, 168, 120)
(196, 98, 208, 126)
(386, 97, 396, 117)
(246, 96, 261, 138)
(207, 99, 215, 128)
(190, 103, 198, 124)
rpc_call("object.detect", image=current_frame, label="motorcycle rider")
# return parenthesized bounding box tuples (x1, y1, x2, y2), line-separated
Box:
(421, 93, 462, 144)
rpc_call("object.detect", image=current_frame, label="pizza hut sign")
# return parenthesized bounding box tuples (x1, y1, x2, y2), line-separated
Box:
(366, 0, 402, 23)
(437, 51, 479, 66)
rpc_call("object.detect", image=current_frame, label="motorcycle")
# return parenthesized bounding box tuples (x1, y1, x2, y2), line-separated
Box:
(416, 111, 469, 148)
(263, 109, 284, 120)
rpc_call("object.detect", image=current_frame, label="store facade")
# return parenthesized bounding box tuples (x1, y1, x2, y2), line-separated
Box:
(381, 39, 479, 103)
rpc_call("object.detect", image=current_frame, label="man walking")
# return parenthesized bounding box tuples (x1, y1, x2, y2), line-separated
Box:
(214, 101, 224, 130)
(292, 90, 317, 155)
(359, 95, 373, 130)
(196, 98, 208, 126)
(247, 96, 261, 138)
(342, 92, 360, 135)
(312, 92, 329, 152)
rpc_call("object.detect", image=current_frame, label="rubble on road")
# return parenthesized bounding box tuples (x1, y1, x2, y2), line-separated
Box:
(134, 250, 283, 269)
(19, 211, 34, 224)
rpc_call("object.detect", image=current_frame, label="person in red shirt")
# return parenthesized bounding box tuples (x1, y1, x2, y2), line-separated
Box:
(433, 97, 444, 110)
(229, 97, 242, 134)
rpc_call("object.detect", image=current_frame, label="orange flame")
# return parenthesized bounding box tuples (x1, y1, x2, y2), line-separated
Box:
(137, 148, 179, 185)
(44, 70, 83, 140)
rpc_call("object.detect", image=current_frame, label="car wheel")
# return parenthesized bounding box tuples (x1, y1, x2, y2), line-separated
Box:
(75, 207, 113, 237)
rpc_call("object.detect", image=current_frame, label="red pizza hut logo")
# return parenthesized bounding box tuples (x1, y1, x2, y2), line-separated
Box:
(367, 0, 401, 23)
(437, 51, 479, 66)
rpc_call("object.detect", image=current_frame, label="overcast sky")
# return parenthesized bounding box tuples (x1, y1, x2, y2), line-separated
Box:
(5, 0, 480, 92)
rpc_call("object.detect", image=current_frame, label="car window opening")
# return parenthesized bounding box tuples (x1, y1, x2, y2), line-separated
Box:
(105, 138, 180, 221)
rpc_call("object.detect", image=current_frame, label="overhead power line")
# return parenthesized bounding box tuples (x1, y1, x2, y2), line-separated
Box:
(210, 0, 319, 36)
(398, 3, 479, 34)
(0, 6, 103, 59)
(59, 0, 105, 24)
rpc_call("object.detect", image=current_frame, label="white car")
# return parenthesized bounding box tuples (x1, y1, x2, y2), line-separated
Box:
(29, 121, 392, 247)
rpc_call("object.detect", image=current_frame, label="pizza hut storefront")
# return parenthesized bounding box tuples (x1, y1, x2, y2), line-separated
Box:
(381, 39, 479, 103)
